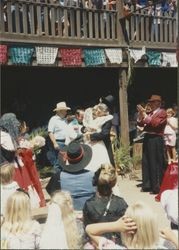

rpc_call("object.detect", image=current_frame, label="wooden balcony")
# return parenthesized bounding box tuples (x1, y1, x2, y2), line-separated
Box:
(0, 0, 177, 50)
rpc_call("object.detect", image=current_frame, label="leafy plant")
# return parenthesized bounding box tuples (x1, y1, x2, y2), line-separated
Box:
(38, 166, 54, 179)
(112, 138, 133, 175)
(28, 126, 48, 140)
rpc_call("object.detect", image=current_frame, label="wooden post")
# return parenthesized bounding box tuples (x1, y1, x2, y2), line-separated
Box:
(116, 0, 126, 45)
(118, 68, 130, 145)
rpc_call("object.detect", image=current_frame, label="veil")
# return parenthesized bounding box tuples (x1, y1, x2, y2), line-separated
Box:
(40, 203, 68, 249)
(83, 107, 113, 132)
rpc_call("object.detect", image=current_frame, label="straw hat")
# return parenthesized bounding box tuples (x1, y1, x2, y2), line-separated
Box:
(53, 102, 71, 111)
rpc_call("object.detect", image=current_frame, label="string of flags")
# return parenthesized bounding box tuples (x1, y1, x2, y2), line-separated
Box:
(0, 45, 177, 67)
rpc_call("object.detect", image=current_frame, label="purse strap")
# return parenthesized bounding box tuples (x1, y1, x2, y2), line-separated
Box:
(102, 194, 113, 217)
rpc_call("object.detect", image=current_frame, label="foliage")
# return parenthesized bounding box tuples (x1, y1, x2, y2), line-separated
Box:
(38, 166, 54, 179)
(28, 126, 48, 140)
(112, 137, 133, 175)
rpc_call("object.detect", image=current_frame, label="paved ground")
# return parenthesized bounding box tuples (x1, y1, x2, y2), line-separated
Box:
(115, 174, 170, 229)
(32, 170, 170, 229)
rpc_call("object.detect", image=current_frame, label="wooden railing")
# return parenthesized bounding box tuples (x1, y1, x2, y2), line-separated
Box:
(0, 0, 177, 49)
(126, 6, 177, 49)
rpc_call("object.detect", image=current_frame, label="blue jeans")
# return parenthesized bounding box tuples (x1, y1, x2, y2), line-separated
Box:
(53, 141, 65, 173)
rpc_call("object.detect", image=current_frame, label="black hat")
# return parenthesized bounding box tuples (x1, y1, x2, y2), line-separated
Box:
(101, 95, 115, 108)
(59, 142, 92, 173)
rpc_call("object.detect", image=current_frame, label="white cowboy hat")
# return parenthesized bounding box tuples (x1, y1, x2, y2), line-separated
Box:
(53, 102, 71, 111)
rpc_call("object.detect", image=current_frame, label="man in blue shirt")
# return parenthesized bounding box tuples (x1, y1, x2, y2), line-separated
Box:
(46, 141, 96, 210)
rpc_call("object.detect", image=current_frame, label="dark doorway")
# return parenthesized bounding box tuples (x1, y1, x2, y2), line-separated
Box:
(1, 66, 177, 129)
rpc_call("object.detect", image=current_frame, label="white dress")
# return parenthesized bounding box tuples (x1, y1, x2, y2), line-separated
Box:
(1, 181, 19, 215)
(40, 203, 68, 249)
(83, 108, 113, 172)
(164, 117, 178, 146)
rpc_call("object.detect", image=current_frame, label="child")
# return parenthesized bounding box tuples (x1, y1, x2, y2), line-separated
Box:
(164, 108, 178, 163)
(40, 190, 81, 249)
(86, 201, 170, 249)
(0, 163, 19, 216)
(1, 190, 41, 249)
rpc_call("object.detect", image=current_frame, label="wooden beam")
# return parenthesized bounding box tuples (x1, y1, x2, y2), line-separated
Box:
(118, 68, 130, 145)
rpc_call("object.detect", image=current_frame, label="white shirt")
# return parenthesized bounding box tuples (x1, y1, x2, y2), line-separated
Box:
(0, 131, 15, 151)
(48, 115, 68, 140)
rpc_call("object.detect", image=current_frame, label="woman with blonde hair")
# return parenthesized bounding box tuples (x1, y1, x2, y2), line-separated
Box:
(86, 201, 168, 249)
(0, 163, 19, 216)
(40, 190, 81, 249)
(1, 190, 41, 249)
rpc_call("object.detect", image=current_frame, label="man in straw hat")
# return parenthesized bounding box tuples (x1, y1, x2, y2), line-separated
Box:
(137, 94, 167, 194)
(46, 141, 96, 210)
(48, 102, 71, 172)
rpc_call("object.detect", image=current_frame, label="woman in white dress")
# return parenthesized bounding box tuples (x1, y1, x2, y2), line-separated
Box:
(83, 103, 113, 172)
(40, 190, 81, 249)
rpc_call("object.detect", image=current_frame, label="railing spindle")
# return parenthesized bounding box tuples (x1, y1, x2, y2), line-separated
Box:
(50, 5, 56, 36)
(76, 2, 81, 38)
(140, 9, 144, 42)
(15, 2, 20, 33)
(63, 0, 69, 37)
(160, 12, 163, 43)
(0, 0, 5, 32)
(7, 1, 13, 33)
(22, 2, 28, 34)
(169, 13, 172, 43)
(29, 2, 35, 35)
(36, 0, 43, 35)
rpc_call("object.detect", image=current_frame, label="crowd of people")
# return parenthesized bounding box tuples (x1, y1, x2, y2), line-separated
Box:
(0, 94, 178, 249)
(2, 0, 177, 40)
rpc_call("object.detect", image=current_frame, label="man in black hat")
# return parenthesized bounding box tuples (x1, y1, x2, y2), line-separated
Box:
(46, 141, 96, 210)
(100, 95, 115, 114)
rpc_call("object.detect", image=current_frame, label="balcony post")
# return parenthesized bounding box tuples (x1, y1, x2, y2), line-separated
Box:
(116, 0, 126, 45)
(118, 68, 130, 145)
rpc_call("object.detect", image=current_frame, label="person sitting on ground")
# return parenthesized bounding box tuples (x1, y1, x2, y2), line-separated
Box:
(40, 190, 81, 249)
(0, 163, 19, 217)
(83, 163, 128, 247)
(46, 141, 96, 210)
(1, 190, 41, 249)
(86, 201, 172, 249)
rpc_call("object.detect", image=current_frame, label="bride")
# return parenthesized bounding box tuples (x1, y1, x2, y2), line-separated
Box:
(83, 103, 113, 172)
